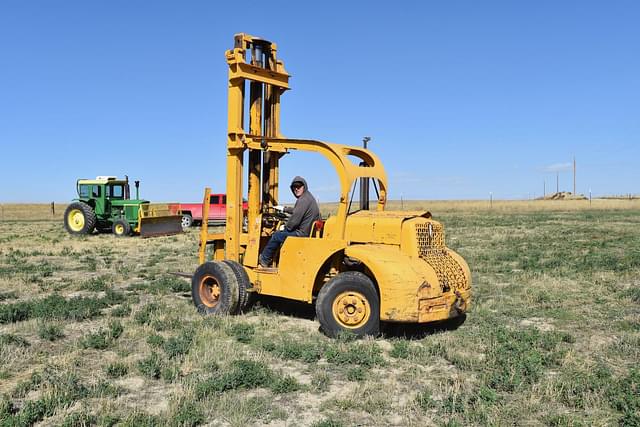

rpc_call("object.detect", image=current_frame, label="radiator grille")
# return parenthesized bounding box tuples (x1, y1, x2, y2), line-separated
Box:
(421, 250, 468, 291)
(416, 221, 445, 254)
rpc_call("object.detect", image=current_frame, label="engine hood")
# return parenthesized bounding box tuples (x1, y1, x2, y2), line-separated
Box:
(328, 210, 432, 244)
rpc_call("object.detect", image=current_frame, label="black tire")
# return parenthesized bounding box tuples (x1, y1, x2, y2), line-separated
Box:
(316, 271, 380, 338)
(112, 219, 131, 237)
(191, 261, 239, 315)
(63, 202, 96, 235)
(222, 260, 254, 313)
(181, 214, 193, 229)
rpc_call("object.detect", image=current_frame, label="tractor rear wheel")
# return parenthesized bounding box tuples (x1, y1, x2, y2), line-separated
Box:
(112, 219, 131, 237)
(191, 261, 239, 315)
(64, 202, 96, 235)
(222, 260, 254, 313)
(316, 271, 380, 338)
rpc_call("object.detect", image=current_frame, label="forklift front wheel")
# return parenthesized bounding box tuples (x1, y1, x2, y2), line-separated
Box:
(222, 260, 254, 314)
(112, 219, 131, 237)
(191, 261, 239, 315)
(316, 271, 380, 338)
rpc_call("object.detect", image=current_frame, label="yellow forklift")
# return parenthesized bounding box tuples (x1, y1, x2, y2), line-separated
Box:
(191, 34, 471, 337)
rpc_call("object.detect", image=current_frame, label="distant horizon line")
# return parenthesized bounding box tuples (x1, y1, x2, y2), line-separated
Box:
(1, 194, 639, 205)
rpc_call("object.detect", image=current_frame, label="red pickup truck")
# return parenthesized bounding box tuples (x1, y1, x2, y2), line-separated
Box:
(169, 194, 248, 228)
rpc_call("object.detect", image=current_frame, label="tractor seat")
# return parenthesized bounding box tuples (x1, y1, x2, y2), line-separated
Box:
(310, 219, 325, 238)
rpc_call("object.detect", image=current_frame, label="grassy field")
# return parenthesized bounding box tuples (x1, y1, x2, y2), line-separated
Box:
(0, 202, 638, 426)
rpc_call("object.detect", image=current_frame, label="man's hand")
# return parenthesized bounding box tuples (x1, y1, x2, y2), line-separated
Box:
(274, 205, 285, 213)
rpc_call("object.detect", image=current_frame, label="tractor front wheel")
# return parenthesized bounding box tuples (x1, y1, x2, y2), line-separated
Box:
(112, 219, 131, 237)
(191, 261, 239, 315)
(316, 271, 380, 338)
(63, 202, 96, 235)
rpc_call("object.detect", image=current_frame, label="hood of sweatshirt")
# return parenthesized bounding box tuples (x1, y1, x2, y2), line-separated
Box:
(290, 176, 308, 195)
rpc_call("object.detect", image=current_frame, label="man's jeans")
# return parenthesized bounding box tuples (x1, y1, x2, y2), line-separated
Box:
(260, 230, 297, 264)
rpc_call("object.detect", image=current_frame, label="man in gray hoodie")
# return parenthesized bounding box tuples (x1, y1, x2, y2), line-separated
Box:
(259, 176, 320, 267)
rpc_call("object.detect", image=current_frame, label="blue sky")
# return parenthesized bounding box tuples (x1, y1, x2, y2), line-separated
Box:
(1, 1, 638, 203)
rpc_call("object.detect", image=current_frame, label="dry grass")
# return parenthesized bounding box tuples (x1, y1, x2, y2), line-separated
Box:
(0, 203, 638, 426)
(3, 198, 640, 222)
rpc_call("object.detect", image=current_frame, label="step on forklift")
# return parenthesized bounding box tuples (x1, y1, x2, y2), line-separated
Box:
(191, 34, 471, 337)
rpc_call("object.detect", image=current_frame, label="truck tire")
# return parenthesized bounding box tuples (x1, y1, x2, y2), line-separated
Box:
(222, 260, 254, 313)
(191, 261, 239, 315)
(181, 214, 193, 228)
(64, 202, 97, 235)
(112, 219, 131, 237)
(316, 271, 380, 338)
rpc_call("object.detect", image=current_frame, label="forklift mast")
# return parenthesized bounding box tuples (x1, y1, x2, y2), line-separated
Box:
(200, 33, 389, 267)
(225, 33, 290, 262)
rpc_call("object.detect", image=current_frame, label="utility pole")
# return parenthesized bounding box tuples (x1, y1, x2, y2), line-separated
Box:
(543, 180, 546, 198)
(573, 156, 576, 195)
(556, 172, 559, 194)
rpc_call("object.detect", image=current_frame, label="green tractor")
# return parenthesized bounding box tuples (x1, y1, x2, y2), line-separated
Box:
(64, 176, 183, 237)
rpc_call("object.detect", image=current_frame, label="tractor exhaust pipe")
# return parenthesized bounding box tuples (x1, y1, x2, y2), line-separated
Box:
(135, 181, 140, 200)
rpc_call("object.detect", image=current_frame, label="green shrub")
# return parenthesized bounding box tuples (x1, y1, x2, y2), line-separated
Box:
(134, 303, 162, 326)
(147, 334, 165, 347)
(38, 323, 65, 341)
(312, 419, 345, 427)
(105, 362, 129, 378)
(81, 330, 109, 350)
(109, 320, 124, 339)
(161, 365, 181, 383)
(0, 332, 29, 347)
(138, 352, 163, 379)
(170, 400, 205, 426)
(416, 389, 438, 410)
(195, 360, 273, 397)
(261, 337, 324, 363)
(110, 304, 131, 318)
(270, 375, 301, 394)
(6, 370, 89, 425)
(346, 367, 366, 382)
(325, 342, 385, 367)
(0, 301, 31, 323)
(120, 412, 163, 427)
(0, 291, 18, 301)
(81, 276, 109, 292)
(162, 331, 194, 359)
(0, 293, 124, 325)
(227, 322, 255, 343)
(389, 340, 411, 359)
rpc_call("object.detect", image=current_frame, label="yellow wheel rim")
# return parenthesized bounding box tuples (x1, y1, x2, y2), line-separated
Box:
(67, 209, 85, 232)
(199, 276, 221, 308)
(332, 291, 371, 329)
(115, 224, 124, 235)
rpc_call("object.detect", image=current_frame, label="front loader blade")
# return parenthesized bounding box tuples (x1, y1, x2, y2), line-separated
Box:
(139, 215, 183, 238)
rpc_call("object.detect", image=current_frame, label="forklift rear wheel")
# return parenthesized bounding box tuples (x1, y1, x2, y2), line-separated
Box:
(112, 219, 131, 237)
(316, 271, 380, 338)
(222, 260, 254, 313)
(63, 202, 96, 235)
(191, 261, 239, 315)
